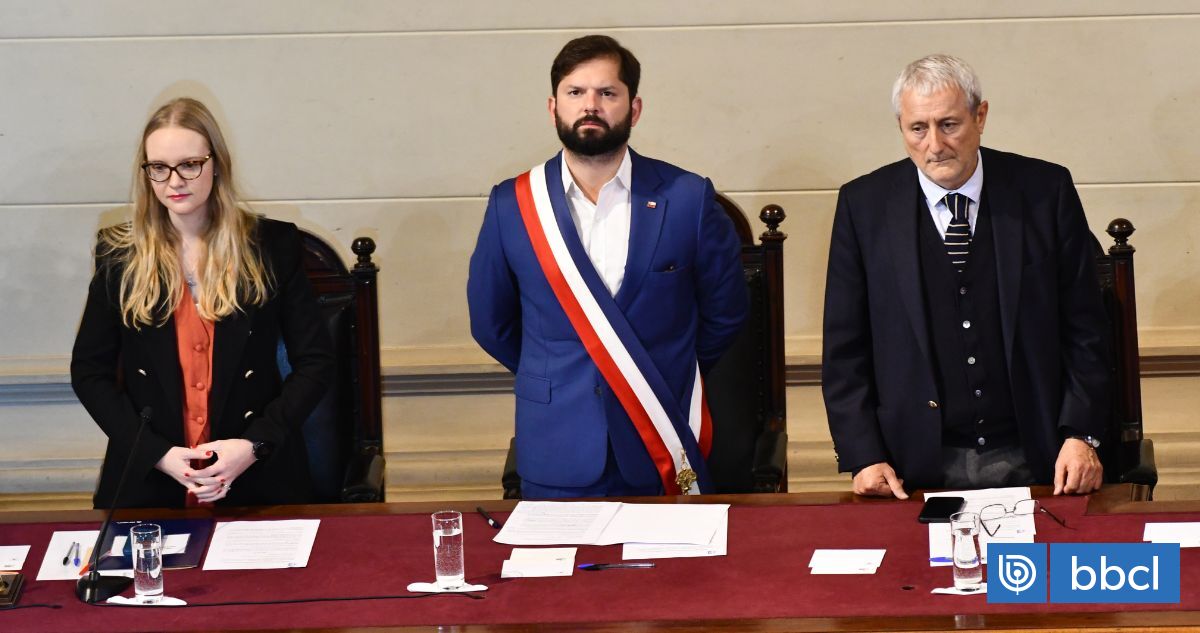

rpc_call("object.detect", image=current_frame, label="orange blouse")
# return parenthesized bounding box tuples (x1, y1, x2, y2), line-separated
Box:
(174, 286, 215, 507)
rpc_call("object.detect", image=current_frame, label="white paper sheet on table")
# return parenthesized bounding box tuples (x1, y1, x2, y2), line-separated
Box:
(109, 533, 190, 557)
(494, 502, 620, 545)
(494, 501, 727, 547)
(808, 549, 885, 574)
(0, 545, 30, 571)
(501, 547, 577, 577)
(35, 530, 97, 580)
(925, 488, 1035, 566)
(202, 519, 319, 570)
(622, 508, 728, 559)
(1143, 522, 1200, 547)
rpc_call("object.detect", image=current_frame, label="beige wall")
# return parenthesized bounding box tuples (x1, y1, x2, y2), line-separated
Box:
(1, 2, 1198, 504)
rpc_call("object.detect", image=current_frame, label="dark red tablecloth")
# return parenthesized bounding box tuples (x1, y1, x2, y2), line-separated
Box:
(1, 496, 1197, 631)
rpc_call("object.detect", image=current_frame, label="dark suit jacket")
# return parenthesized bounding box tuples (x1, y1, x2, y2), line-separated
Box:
(822, 147, 1110, 487)
(71, 218, 335, 508)
(467, 150, 747, 489)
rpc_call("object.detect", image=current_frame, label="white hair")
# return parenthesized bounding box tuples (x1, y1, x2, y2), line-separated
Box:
(891, 54, 983, 117)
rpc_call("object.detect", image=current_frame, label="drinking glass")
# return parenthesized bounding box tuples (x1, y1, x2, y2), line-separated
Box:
(431, 511, 465, 589)
(949, 511, 983, 591)
(130, 523, 163, 603)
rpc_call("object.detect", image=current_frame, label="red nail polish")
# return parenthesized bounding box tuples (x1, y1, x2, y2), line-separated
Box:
(220, 478, 226, 483)
(206, 451, 213, 456)
(184, 473, 190, 478)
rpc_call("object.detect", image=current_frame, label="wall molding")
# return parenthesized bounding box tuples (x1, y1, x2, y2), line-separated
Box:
(5, 356, 1200, 404)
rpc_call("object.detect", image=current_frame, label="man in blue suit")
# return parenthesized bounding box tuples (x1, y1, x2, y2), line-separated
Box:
(468, 35, 747, 499)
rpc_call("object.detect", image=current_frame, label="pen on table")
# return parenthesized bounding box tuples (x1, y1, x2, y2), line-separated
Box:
(476, 506, 502, 529)
(73, 542, 82, 566)
(63, 542, 78, 566)
(578, 562, 656, 571)
(929, 557, 953, 564)
(78, 546, 98, 576)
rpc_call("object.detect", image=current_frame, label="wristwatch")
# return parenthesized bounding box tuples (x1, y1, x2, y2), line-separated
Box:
(251, 440, 274, 461)
(1068, 435, 1101, 450)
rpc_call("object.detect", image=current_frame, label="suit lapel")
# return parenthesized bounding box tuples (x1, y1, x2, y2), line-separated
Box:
(142, 313, 184, 441)
(885, 164, 933, 365)
(615, 150, 665, 310)
(209, 303, 257, 435)
(982, 150, 1023, 369)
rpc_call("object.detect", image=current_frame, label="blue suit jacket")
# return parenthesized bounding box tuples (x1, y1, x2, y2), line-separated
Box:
(468, 150, 747, 489)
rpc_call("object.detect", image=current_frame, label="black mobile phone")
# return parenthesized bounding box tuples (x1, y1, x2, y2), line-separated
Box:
(918, 496, 965, 523)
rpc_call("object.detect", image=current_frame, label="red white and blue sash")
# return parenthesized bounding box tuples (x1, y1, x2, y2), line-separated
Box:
(513, 162, 712, 495)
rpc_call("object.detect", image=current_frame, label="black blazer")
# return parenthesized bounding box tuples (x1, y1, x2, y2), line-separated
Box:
(71, 218, 335, 508)
(821, 147, 1110, 487)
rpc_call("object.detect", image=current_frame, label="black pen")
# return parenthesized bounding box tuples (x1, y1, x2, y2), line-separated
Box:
(578, 562, 656, 571)
(63, 542, 79, 566)
(476, 506, 502, 529)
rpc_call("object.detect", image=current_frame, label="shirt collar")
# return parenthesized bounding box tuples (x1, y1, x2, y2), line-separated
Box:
(561, 148, 632, 198)
(916, 149, 984, 208)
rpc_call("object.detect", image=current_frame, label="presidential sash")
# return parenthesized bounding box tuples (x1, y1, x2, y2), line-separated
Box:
(513, 161, 712, 495)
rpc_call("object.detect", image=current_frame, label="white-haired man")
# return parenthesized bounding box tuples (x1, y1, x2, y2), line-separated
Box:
(822, 54, 1109, 498)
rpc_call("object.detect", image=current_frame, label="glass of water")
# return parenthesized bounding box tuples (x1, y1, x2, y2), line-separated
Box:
(949, 511, 983, 591)
(431, 510, 465, 589)
(130, 523, 164, 603)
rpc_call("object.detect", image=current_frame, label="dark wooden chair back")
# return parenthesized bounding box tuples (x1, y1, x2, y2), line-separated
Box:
(702, 194, 789, 493)
(286, 231, 385, 502)
(1095, 218, 1157, 498)
(500, 195, 789, 497)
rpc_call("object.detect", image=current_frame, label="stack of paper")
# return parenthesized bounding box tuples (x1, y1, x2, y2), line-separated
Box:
(1143, 522, 1200, 547)
(501, 547, 577, 577)
(203, 519, 320, 570)
(494, 501, 729, 560)
(808, 549, 885, 574)
(926, 487, 1035, 566)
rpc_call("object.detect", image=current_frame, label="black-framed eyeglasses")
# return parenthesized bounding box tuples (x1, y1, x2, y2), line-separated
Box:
(979, 499, 1069, 537)
(141, 155, 211, 182)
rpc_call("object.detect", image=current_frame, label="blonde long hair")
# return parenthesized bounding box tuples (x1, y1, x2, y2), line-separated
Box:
(101, 98, 271, 328)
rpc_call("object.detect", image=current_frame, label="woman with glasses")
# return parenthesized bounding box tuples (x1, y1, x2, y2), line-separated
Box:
(71, 98, 334, 508)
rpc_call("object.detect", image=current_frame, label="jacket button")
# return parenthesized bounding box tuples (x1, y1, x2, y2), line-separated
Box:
(927, 400, 939, 409)
(244, 410, 254, 419)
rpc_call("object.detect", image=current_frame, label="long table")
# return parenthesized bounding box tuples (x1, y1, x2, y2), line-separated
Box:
(1, 485, 1197, 632)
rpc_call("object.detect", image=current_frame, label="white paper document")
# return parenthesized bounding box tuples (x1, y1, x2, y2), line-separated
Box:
(110, 533, 190, 557)
(623, 509, 728, 559)
(494, 502, 620, 545)
(808, 549, 885, 574)
(35, 530, 97, 580)
(1144, 522, 1200, 547)
(926, 488, 1035, 566)
(0, 545, 30, 571)
(202, 519, 320, 570)
(501, 547, 577, 578)
(494, 501, 728, 547)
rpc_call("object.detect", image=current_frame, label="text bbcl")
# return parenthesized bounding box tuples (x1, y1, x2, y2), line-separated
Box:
(989, 543, 1180, 604)
(1071, 555, 1160, 591)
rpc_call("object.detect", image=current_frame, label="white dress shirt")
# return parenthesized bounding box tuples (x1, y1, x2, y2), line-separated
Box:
(916, 150, 984, 239)
(561, 149, 633, 296)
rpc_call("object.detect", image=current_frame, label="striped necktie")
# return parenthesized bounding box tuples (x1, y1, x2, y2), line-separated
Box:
(943, 192, 971, 273)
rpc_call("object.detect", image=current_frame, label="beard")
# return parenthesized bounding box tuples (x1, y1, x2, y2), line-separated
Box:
(555, 110, 633, 157)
